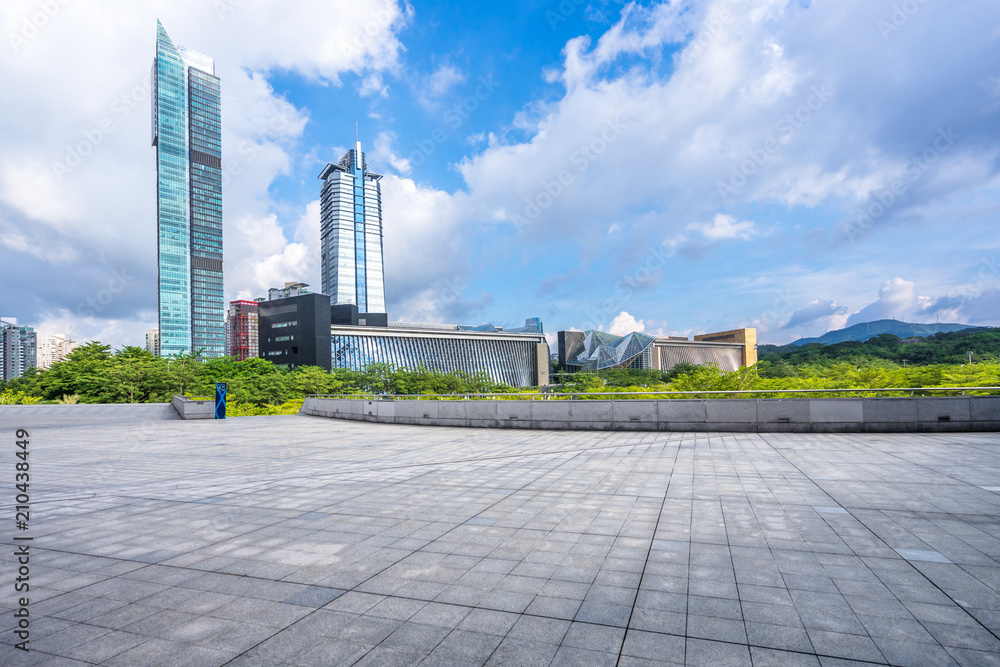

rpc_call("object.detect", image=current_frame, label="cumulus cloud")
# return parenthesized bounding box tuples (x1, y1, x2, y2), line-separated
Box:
(846, 278, 932, 326)
(457, 0, 1000, 282)
(783, 299, 847, 330)
(379, 175, 474, 320)
(607, 311, 645, 336)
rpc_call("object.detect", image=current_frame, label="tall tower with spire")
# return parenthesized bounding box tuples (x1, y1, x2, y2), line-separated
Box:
(151, 21, 224, 357)
(318, 134, 386, 314)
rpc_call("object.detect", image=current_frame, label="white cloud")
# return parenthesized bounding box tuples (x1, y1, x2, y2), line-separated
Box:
(226, 201, 321, 302)
(359, 72, 389, 98)
(846, 278, 932, 326)
(689, 214, 756, 241)
(379, 175, 474, 320)
(455, 0, 1000, 264)
(418, 63, 466, 108)
(607, 311, 645, 336)
(370, 131, 412, 174)
(782, 299, 848, 333)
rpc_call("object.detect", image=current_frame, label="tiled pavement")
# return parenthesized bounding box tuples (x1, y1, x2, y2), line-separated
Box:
(1, 412, 1000, 665)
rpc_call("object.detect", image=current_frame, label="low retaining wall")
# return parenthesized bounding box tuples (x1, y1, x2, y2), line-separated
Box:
(0, 403, 180, 427)
(301, 396, 1000, 433)
(171, 396, 215, 420)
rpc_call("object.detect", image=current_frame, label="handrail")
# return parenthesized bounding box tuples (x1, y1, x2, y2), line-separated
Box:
(306, 387, 1000, 401)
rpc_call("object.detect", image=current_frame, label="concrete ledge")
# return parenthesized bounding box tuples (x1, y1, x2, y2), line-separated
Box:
(0, 402, 181, 426)
(811, 400, 864, 423)
(172, 396, 215, 420)
(300, 396, 1000, 433)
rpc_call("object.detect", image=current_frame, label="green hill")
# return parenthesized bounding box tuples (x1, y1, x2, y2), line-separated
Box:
(789, 319, 971, 347)
(759, 326, 1000, 367)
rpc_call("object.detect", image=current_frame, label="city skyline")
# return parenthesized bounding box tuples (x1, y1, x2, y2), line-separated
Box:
(2, 1, 1000, 351)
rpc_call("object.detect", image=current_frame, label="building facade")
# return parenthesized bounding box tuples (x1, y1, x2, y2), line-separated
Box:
(37, 335, 77, 369)
(558, 328, 757, 373)
(331, 320, 549, 388)
(318, 139, 386, 314)
(1, 318, 37, 382)
(152, 20, 224, 358)
(258, 292, 332, 370)
(227, 301, 260, 361)
(145, 328, 161, 356)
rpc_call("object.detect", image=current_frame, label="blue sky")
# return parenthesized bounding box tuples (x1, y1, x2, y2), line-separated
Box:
(2, 0, 1000, 349)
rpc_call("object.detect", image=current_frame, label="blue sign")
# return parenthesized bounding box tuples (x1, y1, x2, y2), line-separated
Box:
(215, 382, 227, 419)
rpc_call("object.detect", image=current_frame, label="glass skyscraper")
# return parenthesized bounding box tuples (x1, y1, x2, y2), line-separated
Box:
(151, 21, 224, 357)
(318, 140, 386, 313)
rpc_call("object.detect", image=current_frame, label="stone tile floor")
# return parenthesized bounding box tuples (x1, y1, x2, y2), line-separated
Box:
(1, 412, 1000, 665)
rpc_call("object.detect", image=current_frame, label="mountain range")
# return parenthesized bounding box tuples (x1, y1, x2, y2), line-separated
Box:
(789, 319, 973, 347)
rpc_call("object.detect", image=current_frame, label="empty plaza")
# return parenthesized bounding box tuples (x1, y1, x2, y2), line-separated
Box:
(2, 407, 1000, 666)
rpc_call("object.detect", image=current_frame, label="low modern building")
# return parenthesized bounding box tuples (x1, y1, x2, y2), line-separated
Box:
(1, 318, 37, 382)
(258, 289, 332, 370)
(37, 334, 78, 369)
(227, 300, 260, 361)
(331, 319, 549, 388)
(331, 303, 388, 328)
(251, 282, 548, 386)
(558, 328, 756, 372)
(268, 281, 312, 301)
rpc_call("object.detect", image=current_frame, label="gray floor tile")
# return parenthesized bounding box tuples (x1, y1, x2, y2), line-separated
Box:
(11, 416, 1000, 667)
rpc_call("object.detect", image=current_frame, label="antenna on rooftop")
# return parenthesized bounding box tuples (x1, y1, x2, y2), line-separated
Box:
(355, 119, 359, 143)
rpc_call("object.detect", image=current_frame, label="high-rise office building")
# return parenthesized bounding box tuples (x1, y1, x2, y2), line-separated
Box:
(318, 137, 386, 314)
(1, 318, 37, 382)
(37, 334, 77, 369)
(227, 300, 259, 361)
(151, 20, 224, 358)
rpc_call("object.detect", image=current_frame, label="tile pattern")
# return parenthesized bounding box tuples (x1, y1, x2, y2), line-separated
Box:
(1, 414, 1000, 665)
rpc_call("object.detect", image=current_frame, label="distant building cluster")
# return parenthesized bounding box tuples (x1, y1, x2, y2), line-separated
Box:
(37, 334, 78, 370)
(224, 285, 550, 388)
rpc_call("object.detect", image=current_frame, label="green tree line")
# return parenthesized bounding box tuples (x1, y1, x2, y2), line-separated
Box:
(0, 342, 512, 406)
(556, 360, 1000, 398)
(4, 331, 999, 408)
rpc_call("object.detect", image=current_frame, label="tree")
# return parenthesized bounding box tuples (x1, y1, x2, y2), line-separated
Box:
(40, 342, 113, 402)
(166, 353, 207, 397)
(102, 347, 168, 403)
(289, 365, 335, 397)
